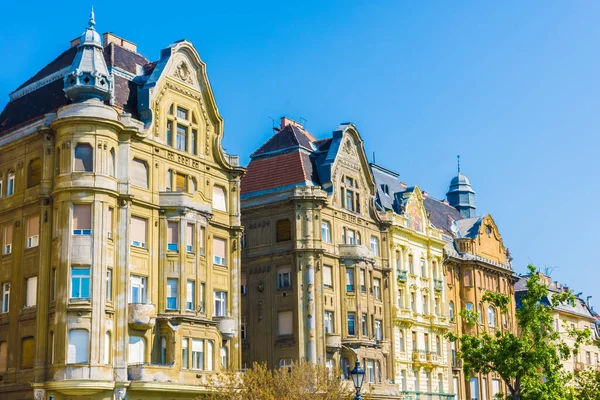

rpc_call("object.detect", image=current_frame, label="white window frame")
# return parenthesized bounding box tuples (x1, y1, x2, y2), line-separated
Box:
(7, 173, 15, 196)
(1, 283, 9, 313)
(70, 266, 91, 299)
(214, 290, 227, 317)
(68, 329, 89, 364)
(324, 311, 334, 334)
(25, 276, 37, 308)
(166, 279, 178, 310)
(130, 275, 147, 304)
(370, 236, 379, 256)
(321, 220, 331, 243)
(186, 280, 195, 311)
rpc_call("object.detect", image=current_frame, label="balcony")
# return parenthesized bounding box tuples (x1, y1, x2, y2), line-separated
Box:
(128, 303, 156, 330)
(217, 317, 236, 339)
(427, 352, 443, 366)
(159, 191, 211, 214)
(338, 244, 374, 262)
(128, 363, 175, 382)
(452, 357, 463, 371)
(326, 334, 342, 351)
(397, 270, 408, 282)
(434, 279, 443, 291)
(412, 350, 428, 365)
(574, 362, 585, 372)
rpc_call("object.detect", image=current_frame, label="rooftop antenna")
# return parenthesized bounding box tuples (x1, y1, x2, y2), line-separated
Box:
(299, 117, 307, 128)
(268, 116, 278, 133)
(457, 155, 460, 174)
(373, 151, 376, 164)
(587, 296, 593, 308)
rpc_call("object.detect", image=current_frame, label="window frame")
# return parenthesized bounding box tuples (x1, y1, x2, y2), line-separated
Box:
(70, 266, 91, 300)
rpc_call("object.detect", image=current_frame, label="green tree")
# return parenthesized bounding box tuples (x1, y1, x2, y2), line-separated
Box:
(447, 265, 587, 400)
(569, 367, 600, 400)
(206, 361, 360, 400)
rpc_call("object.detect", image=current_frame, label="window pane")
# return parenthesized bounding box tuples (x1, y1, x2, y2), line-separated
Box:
(212, 186, 227, 211)
(74, 144, 93, 172)
(68, 330, 89, 363)
(73, 204, 92, 233)
(131, 217, 147, 247)
(278, 311, 293, 335)
(323, 265, 333, 288)
(131, 159, 149, 189)
(213, 238, 226, 266)
(167, 221, 179, 251)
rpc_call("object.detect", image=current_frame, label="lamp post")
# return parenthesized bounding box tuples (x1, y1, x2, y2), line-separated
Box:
(350, 361, 365, 400)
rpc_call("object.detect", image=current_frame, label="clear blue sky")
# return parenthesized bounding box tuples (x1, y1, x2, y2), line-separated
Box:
(1, 2, 598, 307)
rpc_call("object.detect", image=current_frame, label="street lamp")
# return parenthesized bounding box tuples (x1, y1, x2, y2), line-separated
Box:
(350, 361, 365, 400)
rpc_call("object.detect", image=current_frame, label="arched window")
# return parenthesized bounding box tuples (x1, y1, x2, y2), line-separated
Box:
(131, 159, 149, 189)
(488, 306, 496, 327)
(212, 185, 227, 211)
(128, 336, 145, 364)
(74, 143, 93, 172)
(276, 219, 291, 242)
(108, 148, 116, 177)
(190, 177, 197, 193)
(27, 158, 42, 187)
(449, 300, 455, 320)
(464, 270, 473, 287)
(68, 329, 89, 364)
(465, 302, 474, 311)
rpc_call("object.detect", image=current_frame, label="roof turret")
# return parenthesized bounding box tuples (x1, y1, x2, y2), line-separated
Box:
(63, 8, 112, 103)
(446, 156, 476, 218)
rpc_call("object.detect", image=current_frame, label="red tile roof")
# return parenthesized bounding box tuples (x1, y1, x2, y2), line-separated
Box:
(241, 152, 312, 195)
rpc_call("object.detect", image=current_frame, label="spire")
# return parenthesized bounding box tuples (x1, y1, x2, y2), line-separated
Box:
(89, 6, 95, 29)
(63, 8, 112, 103)
(446, 157, 476, 218)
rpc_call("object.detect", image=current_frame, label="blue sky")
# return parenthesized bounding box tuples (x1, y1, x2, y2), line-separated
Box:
(1, 2, 598, 307)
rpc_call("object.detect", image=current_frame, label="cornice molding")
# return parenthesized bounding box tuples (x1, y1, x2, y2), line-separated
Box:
(9, 67, 69, 101)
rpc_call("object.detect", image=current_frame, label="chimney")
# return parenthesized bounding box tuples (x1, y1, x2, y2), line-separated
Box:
(422, 191, 428, 197)
(102, 32, 138, 52)
(280, 116, 303, 130)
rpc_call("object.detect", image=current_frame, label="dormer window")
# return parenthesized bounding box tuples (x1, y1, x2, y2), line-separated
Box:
(165, 104, 199, 155)
(341, 176, 360, 213)
(486, 225, 492, 237)
(382, 184, 389, 196)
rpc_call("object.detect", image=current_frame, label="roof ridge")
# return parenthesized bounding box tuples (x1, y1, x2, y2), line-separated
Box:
(12, 46, 77, 93)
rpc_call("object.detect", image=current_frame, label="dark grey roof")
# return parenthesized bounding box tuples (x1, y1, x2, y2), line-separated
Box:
(371, 163, 406, 212)
(423, 196, 464, 237)
(454, 217, 483, 239)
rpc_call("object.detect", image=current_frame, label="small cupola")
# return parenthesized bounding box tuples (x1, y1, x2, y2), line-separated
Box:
(63, 8, 112, 103)
(446, 156, 476, 218)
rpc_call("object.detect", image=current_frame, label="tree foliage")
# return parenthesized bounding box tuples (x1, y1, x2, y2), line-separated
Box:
(447, 264, 590, 400)
(206, 361, 360, 400)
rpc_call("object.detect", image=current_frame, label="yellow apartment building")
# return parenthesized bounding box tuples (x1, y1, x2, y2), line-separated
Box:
(0, 11, 244, 400)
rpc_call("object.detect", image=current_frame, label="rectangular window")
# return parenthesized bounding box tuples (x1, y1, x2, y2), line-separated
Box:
(131, 216, 147, 248)
(175, 173, 186, 192)
(186, 223, 194, 252)
(346, 267, 355, 291)
(347, 312, 356, 336)
(25, 276, 37, 307)
(362, 313, 368, 336)
(71, 266, 91, 299)
(192, 339, 204, 370)
(278, 310, 293, 336)
(107, 207, 114, 239)
(412, 331, 417, 351)
(373, 278, 381, 300)
(186, 280, 195, 311)
(166, 279, 178, 309)
(370, 236, 379, 256)
(212, 186, 227, 211)
(199, 227, 205, 255)
(191, 129, 198, 155)
(375, 320, 383, 340)
(7, 173, 15, 196)
(482, 377, 488, 400)
(360, 269, 366, 292)
(182, 338, 189, 369)
(166, 169, 173, 191)
(3, 225, 12, 255)
(166, 121, 173, 146)
(492, 380, 500, 397)
(421, 259, 426, 277)
(177, 107, 188, 120)
(277, 266, 292, 289)
(241, 274, 247, 295)
(241, 318, 247, 340)
(73, 204, 92, 235)
(167, 221, 179, 251)
(200, 282, 205, 313)
(347, 229, 355, 245)
(213, 238, 226, 266)
(366, 360, 375, 383)
(130, 275, 147, 304)
(324, 311, 334, 334)
(345, 187, 354, 211)
(26, 215, 40, 248)
(321, 221, 331, 243)
(106, 269, 112, 302)
(131, 158, 149, 189)
(1, 283, 9, 313)
(323, 265, 333, 288)
(470, 377, 480, 400)
(214, 290, 227, 317)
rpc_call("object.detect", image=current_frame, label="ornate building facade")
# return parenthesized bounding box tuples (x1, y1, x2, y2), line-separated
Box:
(371, 164, 453, 399)
(424, 173, 517, 400)
(0, 11, 244, 400)
(516, 274, 600, 376)
(240, 118, 397, 398)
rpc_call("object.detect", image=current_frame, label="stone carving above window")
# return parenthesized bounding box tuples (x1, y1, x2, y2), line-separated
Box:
(172, 61, 194, 85)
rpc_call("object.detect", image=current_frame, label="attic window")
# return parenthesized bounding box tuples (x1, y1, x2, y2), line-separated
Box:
(168, 104, 174, 115)
(177, 107, 188, 120)
(382, 184, 389, 196)
(486, 225, 492, 237)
